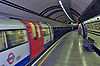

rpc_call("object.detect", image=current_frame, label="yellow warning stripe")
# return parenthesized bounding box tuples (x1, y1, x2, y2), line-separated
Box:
(38, 39, 62, 66)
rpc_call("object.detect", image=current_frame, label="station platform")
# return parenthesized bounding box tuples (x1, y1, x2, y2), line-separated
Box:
(32, 30, 100, 66)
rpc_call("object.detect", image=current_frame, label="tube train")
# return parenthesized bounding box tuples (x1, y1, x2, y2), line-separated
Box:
(0, 18, 54, 66)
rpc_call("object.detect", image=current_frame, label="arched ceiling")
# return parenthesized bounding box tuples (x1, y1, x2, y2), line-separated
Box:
(0, 0, 99, 24)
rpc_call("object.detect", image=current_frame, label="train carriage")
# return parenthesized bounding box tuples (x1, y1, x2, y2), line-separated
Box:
(0, 14, 54, 66)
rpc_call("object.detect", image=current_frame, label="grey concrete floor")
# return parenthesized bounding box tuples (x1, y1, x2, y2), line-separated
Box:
(37, 30, 100, 66)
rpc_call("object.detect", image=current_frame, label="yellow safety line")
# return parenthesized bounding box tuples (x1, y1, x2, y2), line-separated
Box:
(38, 39, 62, 66)
(38, 32, 71, 66)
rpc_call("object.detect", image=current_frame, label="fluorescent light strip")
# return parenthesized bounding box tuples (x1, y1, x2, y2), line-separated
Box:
(59, 0, 74, 22)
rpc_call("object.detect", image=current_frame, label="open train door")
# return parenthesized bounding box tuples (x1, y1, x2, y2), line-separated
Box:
(21, 19, 39, 60)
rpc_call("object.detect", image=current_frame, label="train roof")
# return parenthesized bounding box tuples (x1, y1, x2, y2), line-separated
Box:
(0, 19, 26, 30)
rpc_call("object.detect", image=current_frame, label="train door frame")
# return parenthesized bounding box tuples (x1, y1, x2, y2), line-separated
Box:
(34, 22, 44, 52)
(21, 19, 39, 59)
(28, 22, 39, 56)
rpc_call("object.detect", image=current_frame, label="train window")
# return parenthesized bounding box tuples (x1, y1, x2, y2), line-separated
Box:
(6, 30, 28, 48)
(29, 23, 37, 39)
(35, 23, 41, 38)
(42, 28, 50, 36)
(0, 32, 6, 51)
(42, 29, 47, 36)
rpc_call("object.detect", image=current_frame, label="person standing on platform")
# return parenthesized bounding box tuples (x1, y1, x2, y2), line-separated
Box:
(78, 24, 82, 35)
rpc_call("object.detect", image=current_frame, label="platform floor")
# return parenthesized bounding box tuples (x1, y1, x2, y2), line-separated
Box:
(35, 30, 100, 66)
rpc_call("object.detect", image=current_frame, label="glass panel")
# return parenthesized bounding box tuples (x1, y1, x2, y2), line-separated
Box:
(35, 23, 41, 38)
(0, 31, 6, 51)
(42, 28, 50, 36)
(47, 28, 50, 35)
(6, 30, 28, 48)
(42, 29, 47, 36)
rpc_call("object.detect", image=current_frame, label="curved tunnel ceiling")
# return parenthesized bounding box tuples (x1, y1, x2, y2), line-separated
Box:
(39, 5, 61, 16)
(0, 0, 99, 24)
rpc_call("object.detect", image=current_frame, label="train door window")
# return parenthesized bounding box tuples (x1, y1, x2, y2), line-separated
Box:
(0, 31, 6, 51)
(47, 28, 50, 35)
(6, 30, 28, 48)
(35, 23, 41, 38)
(29, 23, 37, 40)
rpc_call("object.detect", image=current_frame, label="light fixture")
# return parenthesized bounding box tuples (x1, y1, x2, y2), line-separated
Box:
(58, 0, 74, 22)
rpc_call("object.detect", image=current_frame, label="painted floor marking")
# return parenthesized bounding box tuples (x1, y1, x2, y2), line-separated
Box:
(38, 39, 62, 66)
(64, 33, 74, 65)
(78, 36, 87, 66)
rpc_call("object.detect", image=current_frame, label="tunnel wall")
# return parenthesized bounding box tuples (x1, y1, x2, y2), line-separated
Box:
(53, 26, 78, 41)
(85, 20, 100, 55)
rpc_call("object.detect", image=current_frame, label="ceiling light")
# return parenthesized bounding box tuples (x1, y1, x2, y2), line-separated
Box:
(58, 0, 74, 22)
